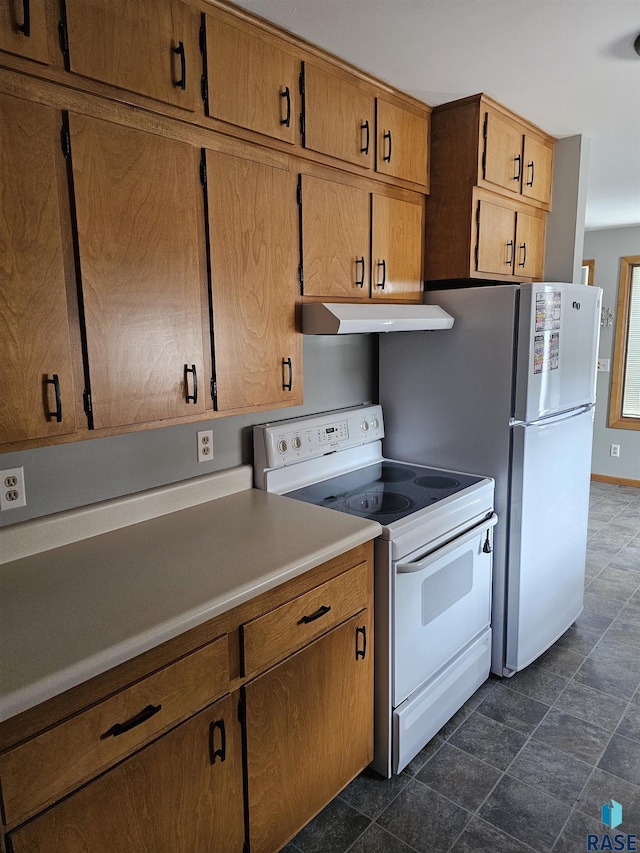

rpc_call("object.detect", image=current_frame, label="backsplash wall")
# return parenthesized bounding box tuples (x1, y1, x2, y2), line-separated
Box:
(0, 336, 374, 528)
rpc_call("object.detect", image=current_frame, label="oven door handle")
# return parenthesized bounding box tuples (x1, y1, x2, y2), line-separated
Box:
(396, 513, 498, 574)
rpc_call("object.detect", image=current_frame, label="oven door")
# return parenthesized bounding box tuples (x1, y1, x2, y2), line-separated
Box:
(393, 514, 497, 707)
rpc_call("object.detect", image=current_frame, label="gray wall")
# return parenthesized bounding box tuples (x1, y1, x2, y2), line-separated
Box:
(0, 335, 374, 527)
(544, 135, 589, 284)
(584, 225, 640, 481)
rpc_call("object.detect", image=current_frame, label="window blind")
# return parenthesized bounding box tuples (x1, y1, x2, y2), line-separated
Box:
(622, 264, 640, 418)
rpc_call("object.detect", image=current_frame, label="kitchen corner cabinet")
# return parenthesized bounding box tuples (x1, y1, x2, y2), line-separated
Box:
(300, 173, 423, 302)
(69, 114, 211, 428)
(204, 10, 298, 145)
(0, 0, 49, 62)
(302, 62, 374, 170)
(375, 98, 429, 187)
(205, 151, 301, 411)
(63, 0, 201, 111)
(0, 93, 78, 445)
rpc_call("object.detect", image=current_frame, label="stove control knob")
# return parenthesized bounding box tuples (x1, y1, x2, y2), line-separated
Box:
(361, 420, 369, 432)
(277, 439, 288, 454)
(372, 418, 380, 430)
(292, 436, 302, 449)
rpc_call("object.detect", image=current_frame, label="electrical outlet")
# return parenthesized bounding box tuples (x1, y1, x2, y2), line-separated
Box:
(0, 466, 26, 510)
(610, 444, 620, 458)
(197, 429, 214, 463)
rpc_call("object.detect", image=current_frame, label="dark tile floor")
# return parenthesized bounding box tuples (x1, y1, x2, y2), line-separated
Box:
(285, 480, 640, 853)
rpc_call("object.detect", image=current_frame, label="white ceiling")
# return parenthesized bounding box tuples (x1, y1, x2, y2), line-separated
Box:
(233, 0, 640, 231)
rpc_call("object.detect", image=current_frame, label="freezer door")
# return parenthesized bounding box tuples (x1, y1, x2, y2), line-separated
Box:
(514, 283, 602, 422)
(506, 406, 594, 673)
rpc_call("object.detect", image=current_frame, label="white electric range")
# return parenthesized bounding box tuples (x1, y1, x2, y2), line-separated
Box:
(254, 404, 496, 777)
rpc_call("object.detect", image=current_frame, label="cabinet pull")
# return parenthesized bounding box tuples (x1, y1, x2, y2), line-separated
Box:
(173, 41, 186, 90)
(101, 703, 162, 738)
(355, 256, 365, 288)
(360, 120, 370, 154)
(45, 374, 62, 423)
(299, 604, 331, 624)
(280, 86, 291, 127)
(209, 718, 227, 764)
(282, 357, 293, 391)
(526, 160, 535, 187)
(518, 242, 527, 268)
(513, 154, 522, 182)
(375, 259, 386, 289)
(17, 0, 30, 36)
(383, 129, 392, 163)
(505, 240, 514, 267)
(356, 625, 367, 660)
(185, 364, 198, 403)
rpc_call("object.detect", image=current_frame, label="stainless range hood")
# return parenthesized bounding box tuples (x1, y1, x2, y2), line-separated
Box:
(302, 302, 454, 334)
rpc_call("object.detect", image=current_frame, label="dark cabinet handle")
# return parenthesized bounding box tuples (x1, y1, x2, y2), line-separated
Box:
(45, 374, 62, 423)
(360, 120, 370, 154)
(513, 154, 522, 182)
(101, 703, 162, 739)
(282, 357, 293, 391)
(526, 160, 535, 187)
(518, 242, 527, 268)
(185, 364, 198, 403)
(174, 41, 186, 90)
(209, 718, 226, 764)
(375, 259, 386, 289)
(280, 86, 291, 127)
(506, 240, 514, 267)
(299, 604, 331, 625)
(355, 256, 365, 288)
(17, 0, 30, 36)
(356, 625, 367, 660)
(383, 129, 392, 163)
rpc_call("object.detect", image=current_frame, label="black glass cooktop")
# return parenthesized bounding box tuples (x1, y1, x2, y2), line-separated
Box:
(285, 461, 482, 525)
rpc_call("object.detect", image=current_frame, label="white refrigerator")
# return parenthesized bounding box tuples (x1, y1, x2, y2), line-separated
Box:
(379, 282, 602, 676)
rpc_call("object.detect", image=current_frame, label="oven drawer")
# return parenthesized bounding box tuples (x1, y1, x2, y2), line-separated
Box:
(0, 634, 229, 828)
(241, 561, 369, 677)
(393, 514, 497, 707)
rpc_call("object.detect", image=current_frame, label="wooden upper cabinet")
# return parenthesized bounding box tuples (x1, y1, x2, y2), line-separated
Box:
(205, 151, 301, 412)
(371, 194, 423, 301)
(522, 134, 553, 206)
(68, 114, 210, 429)
(205, 12, 298, 144)
(0, 93, 78, 445)
(515, 208, 546, 280)
(302, 62, 374, 170)
(0, 0, 49, 62)
(375, 98, 429, 187)
(300, 174, 370, 300)
(475, 197, 517, 277)
(64, 0, 201, 110)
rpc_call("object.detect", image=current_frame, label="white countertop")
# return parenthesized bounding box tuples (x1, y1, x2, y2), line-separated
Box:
(0, 468, 380, 723)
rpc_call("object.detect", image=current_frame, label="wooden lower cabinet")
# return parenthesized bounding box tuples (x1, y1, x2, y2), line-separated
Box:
(246, 610, 373, 853)
(8, 693, 245, 853)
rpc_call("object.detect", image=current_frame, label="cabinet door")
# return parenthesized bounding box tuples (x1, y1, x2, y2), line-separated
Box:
(0, 0, 49, 62)
(69, 115, 209, 429)
(515, 209, 545, 280)
(246, 611, 373, 853)
(475, 197, 516, 277)
(482, 107, 524, 198)
(303, 62, 374, 169)
(206, 151, 301, 411)
(65, 0, 200, 111)
(375, 98, 428, 186)
(205, 14, 297, 144)
(301, 174, 370, 299)
(8, 694, 245, 853)
(522, 135, 553, 207)
(371, 194, 423, 301)
(0, 94, 77, 445)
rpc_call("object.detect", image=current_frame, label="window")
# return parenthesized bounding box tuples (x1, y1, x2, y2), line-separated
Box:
(609, 255, 640, 429)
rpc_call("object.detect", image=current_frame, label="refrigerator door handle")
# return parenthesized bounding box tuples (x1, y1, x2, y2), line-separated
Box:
(510, 404, 593, 429)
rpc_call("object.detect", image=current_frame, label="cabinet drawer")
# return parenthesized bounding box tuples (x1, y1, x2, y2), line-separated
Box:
(0, 634, 229, 828)
(242, 561, 369, 677)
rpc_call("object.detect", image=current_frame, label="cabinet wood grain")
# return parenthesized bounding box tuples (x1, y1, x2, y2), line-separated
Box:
(0, 0, 49, 62)
(371, 193, 423, 300)
(376, 98, 428, 187)
(515, 208, 545, 280)
(476, 197, 517, 276)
